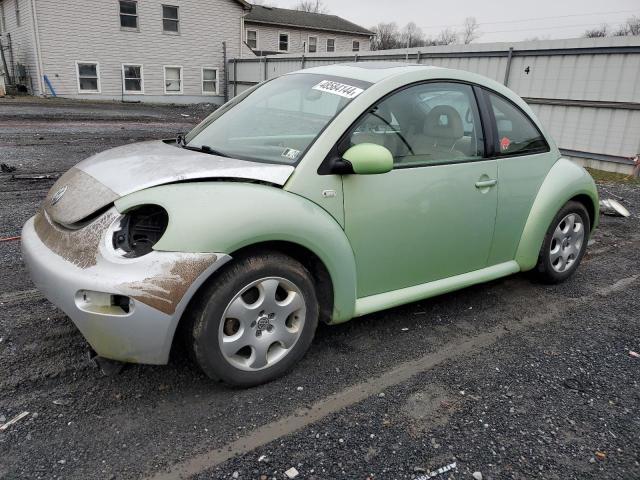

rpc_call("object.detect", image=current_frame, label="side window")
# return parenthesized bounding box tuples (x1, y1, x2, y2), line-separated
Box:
(487, 92, 548, 156)
(347, 82, 484, 167)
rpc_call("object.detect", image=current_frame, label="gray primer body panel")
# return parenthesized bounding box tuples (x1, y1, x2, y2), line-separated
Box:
(44, 140, 295, 225)
(78, 140, 295, 195)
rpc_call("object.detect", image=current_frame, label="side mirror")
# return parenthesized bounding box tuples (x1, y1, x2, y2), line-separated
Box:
(341, 143, 393, 175)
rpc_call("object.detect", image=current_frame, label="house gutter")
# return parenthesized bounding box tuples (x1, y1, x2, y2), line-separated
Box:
(29, 0, 45, 96)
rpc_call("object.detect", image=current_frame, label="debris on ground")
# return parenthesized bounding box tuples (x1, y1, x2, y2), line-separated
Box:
(416, 462, 457, 479)
(0, 236, 21, 242)
(472, 472, 483, 480)
(595, 451, 607, 461)
(284, 467, 299, 478)
(600, 199, 631, 217)
(0, 411, 30, 431)
(257, 455, 268, 462)
(11, 173, 59, 181)
(1, 163, 17, 173)
(92, 356, 125, 376)
(53, 399, 72, 406)
(629, 351, 640, 358)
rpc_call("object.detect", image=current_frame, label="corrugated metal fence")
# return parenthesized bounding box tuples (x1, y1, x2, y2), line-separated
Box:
(229, 36, 640, 173)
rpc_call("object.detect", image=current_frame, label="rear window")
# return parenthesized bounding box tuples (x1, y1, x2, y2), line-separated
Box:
(488, 92, 548, 156)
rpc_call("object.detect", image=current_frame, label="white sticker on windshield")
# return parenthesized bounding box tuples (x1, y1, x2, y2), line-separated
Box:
(282, 148, 301, 160)
(312, 80, 364, 99)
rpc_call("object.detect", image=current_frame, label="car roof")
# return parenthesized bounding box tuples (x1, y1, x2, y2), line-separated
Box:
(297, 63, 440, 84)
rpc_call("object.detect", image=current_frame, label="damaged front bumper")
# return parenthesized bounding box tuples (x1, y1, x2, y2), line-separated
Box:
(21, 209, 230, 364)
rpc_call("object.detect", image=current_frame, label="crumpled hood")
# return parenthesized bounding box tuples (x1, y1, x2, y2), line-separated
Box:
(43, 140, 295, 226)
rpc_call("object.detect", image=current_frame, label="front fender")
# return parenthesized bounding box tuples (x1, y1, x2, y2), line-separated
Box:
(115, 182, 357, 321)
(515, 159, 599, 271)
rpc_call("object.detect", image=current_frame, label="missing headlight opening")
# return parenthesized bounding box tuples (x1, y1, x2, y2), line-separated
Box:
(112, 205, 169, 258)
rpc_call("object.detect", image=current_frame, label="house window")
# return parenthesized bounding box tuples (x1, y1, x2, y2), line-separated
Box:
(279, 33, 289, 52)
(76, 62, 100, 93)
(164, 66, 182, 94)
(352, 40, 360, 52)
(119, 0, 138, 29)
(308, 36, 317, 53)
(15, 0, 20, 27)
(202, 68, 218, 95)
(326, 38, 335, 52)
(122, 64, 143, 93)
(246, 29, 257, 49)
(162, 5, 179, 33)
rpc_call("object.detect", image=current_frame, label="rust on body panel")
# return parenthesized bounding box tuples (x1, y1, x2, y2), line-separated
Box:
(33, 210, 119, 269)
(120, 254, 218, 315)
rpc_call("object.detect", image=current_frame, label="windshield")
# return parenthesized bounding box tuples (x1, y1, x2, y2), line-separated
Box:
(185, 73, 371, 165)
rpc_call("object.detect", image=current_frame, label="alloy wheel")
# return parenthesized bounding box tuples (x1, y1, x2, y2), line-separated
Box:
(218, 277, 306, 371)
(549, 213, 585, 273)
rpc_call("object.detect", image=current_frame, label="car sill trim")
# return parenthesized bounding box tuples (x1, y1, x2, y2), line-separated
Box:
(354, 261, 520, 317)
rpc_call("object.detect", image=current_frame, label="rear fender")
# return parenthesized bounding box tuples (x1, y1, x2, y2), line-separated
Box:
(515, 159, 599, 271)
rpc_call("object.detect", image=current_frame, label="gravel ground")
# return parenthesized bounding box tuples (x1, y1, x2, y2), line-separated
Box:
(0, 98, 639, 480)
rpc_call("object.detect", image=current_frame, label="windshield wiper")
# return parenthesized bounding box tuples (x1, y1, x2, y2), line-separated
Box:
(182, 144, 229, 158)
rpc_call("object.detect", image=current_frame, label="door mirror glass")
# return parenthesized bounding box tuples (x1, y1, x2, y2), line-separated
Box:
(342, 143, 393, 175)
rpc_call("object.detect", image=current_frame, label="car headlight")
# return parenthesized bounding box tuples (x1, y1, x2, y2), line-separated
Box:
(110, 205, 169, 258)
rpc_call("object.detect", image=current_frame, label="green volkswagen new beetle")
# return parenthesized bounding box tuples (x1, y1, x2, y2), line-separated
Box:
(22, 64, 598, 386)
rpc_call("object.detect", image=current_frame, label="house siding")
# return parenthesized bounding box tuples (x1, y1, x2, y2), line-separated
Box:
(244, 22, 370, 55)
(0, 0, 41, 94)
(26, 0, 248, 102)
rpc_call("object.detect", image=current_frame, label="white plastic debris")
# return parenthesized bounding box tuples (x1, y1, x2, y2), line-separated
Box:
(472, 472, 483, 480)
(257, 455, 267, 462)
(418, 461, 457, 479)
(600, 199, 630, 217)
(284, 467, 299, 478)
(0, 411, 29, 431)
(296, 386, 304, 391)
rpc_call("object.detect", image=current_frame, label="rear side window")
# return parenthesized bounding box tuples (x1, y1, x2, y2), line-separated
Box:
(487, 92, 548, 156)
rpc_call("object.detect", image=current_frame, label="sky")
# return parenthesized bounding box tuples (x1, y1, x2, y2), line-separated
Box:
(272, 0, 640, 43)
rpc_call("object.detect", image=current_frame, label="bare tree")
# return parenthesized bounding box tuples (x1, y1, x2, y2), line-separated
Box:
(294, 0, 328, 13)
(462, 17, 480, 44)
(436, 28, 458, 45)
(371, 22, 402, 50)
(628, 15, 640, 36)
(613, 15, 640, 36)
(583, 24, 608, 38)
(400, 22, 425, 48)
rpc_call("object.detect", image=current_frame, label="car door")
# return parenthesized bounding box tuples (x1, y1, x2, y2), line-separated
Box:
(340, 82, 499, 298)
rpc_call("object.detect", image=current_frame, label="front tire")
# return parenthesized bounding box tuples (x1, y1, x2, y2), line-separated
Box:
(188, 252, 319, 387)
(534, 201, 590, 284)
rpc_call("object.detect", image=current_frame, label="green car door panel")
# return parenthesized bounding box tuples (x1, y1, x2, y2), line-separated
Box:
(115, 183, 358, 321)
(343, 160, 499, 298)
(514, 158, 599, 271)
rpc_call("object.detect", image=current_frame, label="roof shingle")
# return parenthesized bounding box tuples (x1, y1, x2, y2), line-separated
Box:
(245, 5, 373, 36)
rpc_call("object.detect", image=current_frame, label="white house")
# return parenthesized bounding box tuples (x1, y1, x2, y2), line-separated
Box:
(0, 0, 254, 103)
(244, 5, 373, 56)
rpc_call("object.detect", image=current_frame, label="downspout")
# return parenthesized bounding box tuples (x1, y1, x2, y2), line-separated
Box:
(29, 0, 45, 96)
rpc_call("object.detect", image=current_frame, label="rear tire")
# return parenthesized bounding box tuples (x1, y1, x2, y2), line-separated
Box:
(187, 252, 319, 387)
(534, 201, 590, 284)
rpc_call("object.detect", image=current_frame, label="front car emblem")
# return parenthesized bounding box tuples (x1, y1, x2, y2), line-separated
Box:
(50, 185, 68, 206)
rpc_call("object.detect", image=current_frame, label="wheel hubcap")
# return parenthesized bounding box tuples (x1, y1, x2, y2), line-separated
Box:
(218, 277, 306, 371)
(549, 213, 585, 273)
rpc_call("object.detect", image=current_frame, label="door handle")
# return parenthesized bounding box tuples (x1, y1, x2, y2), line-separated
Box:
(475, 178, 498, 189)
